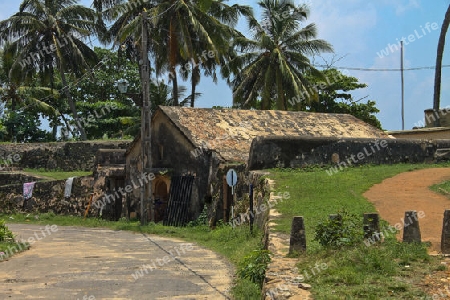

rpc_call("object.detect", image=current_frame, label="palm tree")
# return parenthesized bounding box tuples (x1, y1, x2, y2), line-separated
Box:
(150, 0, 251, 106)
(100, 0, 251, 106)
(227, 0, 333, 110)
(0, 0, 101, 140)
(0, 45, 59, 123)
(433, 4, 450, 126)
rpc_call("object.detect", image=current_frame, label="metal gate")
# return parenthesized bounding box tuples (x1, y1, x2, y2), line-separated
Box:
(163, 175, 194, 226)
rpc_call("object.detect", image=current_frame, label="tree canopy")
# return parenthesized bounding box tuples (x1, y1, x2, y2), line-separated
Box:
(0, 0, 382, 142)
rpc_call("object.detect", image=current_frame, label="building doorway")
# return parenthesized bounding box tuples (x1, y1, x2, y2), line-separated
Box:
(154, 178, 169, 222)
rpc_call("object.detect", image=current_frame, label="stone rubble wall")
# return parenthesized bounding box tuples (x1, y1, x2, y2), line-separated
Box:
(248, 136, 450, 170)
(0, 141, 130, 172)
(0, 176, 97, 216)
(260, 178, 312, 300)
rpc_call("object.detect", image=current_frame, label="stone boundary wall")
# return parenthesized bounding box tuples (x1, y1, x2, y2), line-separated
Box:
(248, 136, 450, 170)
(0, 141, 131, 172)
(245, 174, 311, 299)
(0, 176, 96, 216)
(0, 173, 42, 187)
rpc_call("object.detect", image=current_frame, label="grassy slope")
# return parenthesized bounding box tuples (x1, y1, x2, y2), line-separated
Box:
(430, 179, 450, 197)
(268, 163, 449, 299)
(22, 168, 92, 181)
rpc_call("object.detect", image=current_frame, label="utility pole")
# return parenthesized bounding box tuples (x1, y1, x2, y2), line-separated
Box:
(139, 11, 153, 225)
(401, 40, 405, 130)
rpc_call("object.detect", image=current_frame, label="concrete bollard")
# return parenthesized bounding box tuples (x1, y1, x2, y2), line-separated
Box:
(402, 210, 421, 243)
(289, 216, 306, 254)
(441, 210, 450, 254)
(363, 213, 380, 239)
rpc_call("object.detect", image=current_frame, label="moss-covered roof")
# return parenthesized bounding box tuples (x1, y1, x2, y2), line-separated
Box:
(157, 107, 387, 162)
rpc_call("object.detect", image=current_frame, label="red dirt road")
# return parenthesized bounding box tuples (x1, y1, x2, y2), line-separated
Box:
(363, 168, 450, 252)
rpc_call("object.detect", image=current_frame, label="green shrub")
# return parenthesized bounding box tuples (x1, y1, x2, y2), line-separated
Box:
(238, 249, 271, 287)
(0, 219, 14, 242)
(314, 210, 363, 249)
(187, 205, 209, 227)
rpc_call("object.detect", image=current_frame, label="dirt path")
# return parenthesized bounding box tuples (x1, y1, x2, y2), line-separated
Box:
(363, 167, 450, 253)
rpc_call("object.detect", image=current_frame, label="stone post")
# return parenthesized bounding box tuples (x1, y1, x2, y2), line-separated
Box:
(402, 210, 421, 243)
(441, 210, 450, 254)
(289, 216, 306, 254)
(363, 213, 380, 239)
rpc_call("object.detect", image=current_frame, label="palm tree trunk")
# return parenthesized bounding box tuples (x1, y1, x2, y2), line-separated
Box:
(276, 70, 286, 110)
(52, 121, 58, 141)
(169, 15, 179, 106)
(171, 70, 179, 106)
(190, 65, 200, 107)
(59, 66, 87, 140)
(433, 4, 450, 126)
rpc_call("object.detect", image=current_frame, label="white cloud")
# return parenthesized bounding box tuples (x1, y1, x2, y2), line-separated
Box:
(307, 0, 377, 54)
(395, 0, 421, 15)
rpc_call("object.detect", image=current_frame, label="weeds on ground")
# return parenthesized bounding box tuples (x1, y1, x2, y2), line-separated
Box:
(268, 164, 446, 299)
(0, 219, 29, 261)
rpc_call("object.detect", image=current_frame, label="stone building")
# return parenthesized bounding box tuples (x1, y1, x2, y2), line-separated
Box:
(387, 127, 450, 139)
(124, 106, 387, 224)
(387, 109, 450, 139)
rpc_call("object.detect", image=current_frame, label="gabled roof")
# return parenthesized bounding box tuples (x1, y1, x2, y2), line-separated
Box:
(157, 106, 388, 162)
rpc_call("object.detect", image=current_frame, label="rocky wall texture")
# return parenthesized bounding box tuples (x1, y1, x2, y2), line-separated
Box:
(0, 176, 96, 216)
(0, 141, 130, 172)
(248, 136, 450, 170)
(0, 173, 42, 187)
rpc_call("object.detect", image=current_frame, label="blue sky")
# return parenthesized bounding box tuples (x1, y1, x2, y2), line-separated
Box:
(0, 0, 449, 131)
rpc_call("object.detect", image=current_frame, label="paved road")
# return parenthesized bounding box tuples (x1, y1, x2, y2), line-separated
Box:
(0, 224, 233, 300)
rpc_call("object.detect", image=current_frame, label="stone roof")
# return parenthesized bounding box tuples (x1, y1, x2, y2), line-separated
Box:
(157, 106, 388, 162)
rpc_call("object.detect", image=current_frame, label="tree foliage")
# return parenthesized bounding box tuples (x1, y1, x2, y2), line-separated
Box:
(0, 0, 101, 140)
(304, 69, 382, 129)
(0, 0, 384, 142)
(227, 0, 333, 110)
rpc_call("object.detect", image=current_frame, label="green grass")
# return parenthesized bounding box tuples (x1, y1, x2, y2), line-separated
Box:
(268, 163, 448, 299)
(0, 241, 29, 261)
(430, 179, 450, 198)
(22, 168, 92, 180)
(4, 163, 449, 299)
(0, 219, 29, 261)
(2, 213, 263, 299)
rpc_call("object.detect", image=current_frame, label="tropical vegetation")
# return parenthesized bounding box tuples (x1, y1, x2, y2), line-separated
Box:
(0, 0, 385, 142)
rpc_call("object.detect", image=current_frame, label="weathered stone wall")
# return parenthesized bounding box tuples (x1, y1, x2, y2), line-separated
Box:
(248, 136, 450, 170)
(0, 173, 42, 187)
(125, 114, 225, 223)
(0, 141, 130, 172)
(209, 163, 247, 225)
(95, 149, 127, 168)
(425, 108, 450, 127)
(0, 176, 95, 216)
(151, 118, 213, 221)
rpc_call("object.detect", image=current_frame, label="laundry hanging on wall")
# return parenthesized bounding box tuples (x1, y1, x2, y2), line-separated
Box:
(23, 182, 36, 199)
(64, 177, 76, 198)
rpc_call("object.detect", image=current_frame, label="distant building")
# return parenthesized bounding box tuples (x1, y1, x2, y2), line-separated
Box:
(124, 107, 387, 224)
(388, 108, 450, 139)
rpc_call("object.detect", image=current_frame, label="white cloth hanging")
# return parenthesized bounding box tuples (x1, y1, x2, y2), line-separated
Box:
(64, 177, 76, 198)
